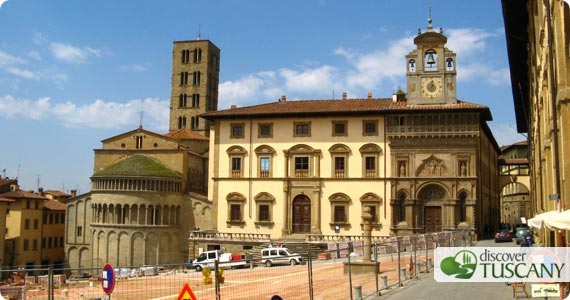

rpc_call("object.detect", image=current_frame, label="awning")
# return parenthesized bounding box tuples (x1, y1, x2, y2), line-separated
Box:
(527, 211, 560, 229)
(544, 210, 570, 230)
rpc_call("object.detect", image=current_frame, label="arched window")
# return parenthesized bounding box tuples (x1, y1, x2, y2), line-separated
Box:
(329, 193, 351, 225)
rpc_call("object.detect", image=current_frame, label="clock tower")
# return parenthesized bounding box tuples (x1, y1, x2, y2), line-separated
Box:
(406, 16, 457, 105)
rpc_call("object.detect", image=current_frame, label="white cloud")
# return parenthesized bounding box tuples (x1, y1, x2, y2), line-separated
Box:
(0, 95, 169, 130)
(219, 72, 284, 108)
(337, 36, 414, 90)
(489, 123, 527, 147)
(0, 50, 25, 66)
(279, 65, 338, 93)
(50, 42, 105, 64)
(6, 67, 39, 79)
(446, 28, 500, 58)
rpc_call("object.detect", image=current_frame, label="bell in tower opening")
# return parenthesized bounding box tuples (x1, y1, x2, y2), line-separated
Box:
(405, 14, 457, 105)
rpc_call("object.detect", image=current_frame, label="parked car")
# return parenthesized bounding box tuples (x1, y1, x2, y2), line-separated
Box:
(260, 247, 303, 267)
(191, 250, 248, 271)
(494, 229, 512, 242)
(515, 227, 533, 245)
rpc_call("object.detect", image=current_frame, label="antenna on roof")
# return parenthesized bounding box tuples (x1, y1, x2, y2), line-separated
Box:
(332, 91, 335, 100)
(197, 24, 202, 40)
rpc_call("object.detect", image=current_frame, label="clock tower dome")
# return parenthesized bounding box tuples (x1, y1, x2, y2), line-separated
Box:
(405, 16, 457, 105)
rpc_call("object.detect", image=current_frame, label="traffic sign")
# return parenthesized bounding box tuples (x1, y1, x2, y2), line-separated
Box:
(102, 263, 115, 294)
(177, 283, 197, 300)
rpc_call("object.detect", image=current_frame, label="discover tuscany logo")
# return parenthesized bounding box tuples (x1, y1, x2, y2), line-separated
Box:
(434, 247, 570, 283)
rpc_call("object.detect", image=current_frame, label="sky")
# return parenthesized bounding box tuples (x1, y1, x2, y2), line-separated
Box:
(0, 0, 522, 194)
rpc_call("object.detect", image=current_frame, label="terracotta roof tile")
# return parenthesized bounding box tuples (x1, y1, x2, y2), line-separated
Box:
(0, 189, 48, 200)
(201, 98, 492, 120)
(0, 197, 15, 203)
(44, 190, 71, 197)
(43, 199, 66, 211)
(164, 128, 209, 141)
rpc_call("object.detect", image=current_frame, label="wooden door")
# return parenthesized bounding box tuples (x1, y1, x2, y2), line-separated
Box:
(292, 196, 311, 233)
(424, 206, 442, 233)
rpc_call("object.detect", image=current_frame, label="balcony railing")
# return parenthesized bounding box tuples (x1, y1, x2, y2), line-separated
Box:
(231, 170, 242, 178)
(334, 170, 346, 178)
(189, 231, 271, 242)
(259, 170, 270, 178)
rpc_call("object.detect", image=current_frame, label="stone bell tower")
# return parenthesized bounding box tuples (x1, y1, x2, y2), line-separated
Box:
(405, 15, 457, 105)
(169, 37, 220, 136)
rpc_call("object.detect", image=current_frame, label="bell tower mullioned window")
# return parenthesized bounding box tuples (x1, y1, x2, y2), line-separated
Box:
(405, 15, 457, 105)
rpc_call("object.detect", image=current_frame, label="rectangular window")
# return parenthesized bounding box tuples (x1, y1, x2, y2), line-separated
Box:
(334, 206, 346, 223)
(23, 239, 29, 251)
(258, 123, 273, 138)
(294, 122, 311, 136)
(365, 156, 376, 177)
(259, 204, 270, 221)
(334, 157, 346, 178)
(333, 121, 348, 136)
(231, 157, 242, 178)
(260, 157, 270, 178)
(33, 219, 38, 229)
(33, 239, 38, 251)
(77, 226, 83, 237)
(48, 237, 53, 248)
(49, 213, 54, 224)
(295, 157, 309, 178)
(24, 219, 30, 230)
(42, 238, 46, 248)
(363, 120, 378, 135)
(230, 204, 241, 221)
(230, 124, 244, 138)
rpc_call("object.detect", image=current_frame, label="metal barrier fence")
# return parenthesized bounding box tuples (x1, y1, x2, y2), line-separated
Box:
(0, 232, 470, 300)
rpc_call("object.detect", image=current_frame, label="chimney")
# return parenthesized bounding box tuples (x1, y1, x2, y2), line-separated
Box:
(230, 105, 237, 109)
(280, 95, 287, 103)
(396, 90, 406, 102)
(392, 94, 397, 102)
(342, 92, 347, 100)
(38, 187, 44, 196)
(70, 189, 77, 197)
(367, 92, 372, 99)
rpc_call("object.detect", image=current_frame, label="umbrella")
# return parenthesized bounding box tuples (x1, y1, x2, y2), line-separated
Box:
(527, 210, 560, 229)
(543, 210, 570, 230)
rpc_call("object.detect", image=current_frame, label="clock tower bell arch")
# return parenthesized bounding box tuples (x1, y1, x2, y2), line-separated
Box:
(406, 16, 457, 105)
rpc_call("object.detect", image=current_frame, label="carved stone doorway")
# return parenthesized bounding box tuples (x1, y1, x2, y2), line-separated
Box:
(292, 195, 311, 233)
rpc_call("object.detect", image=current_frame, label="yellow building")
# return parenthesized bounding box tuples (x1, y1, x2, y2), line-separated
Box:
(502, 0, 570, 246)
(2, 182, 49, 268)
(0, 177, 16, 268)
(498, 141, 530, 227)
(202, 19, 501, 244)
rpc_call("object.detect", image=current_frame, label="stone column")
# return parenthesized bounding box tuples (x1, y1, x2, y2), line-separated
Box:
(362, 207, 372, 262)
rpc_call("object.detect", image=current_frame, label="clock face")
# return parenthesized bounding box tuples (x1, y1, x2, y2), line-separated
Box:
(421, 77, 443, 98)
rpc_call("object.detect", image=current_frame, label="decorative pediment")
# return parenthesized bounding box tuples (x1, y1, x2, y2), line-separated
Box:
(254, 192, 275, 202)
(286, 144, 320, 155)
(254, 145, 276, 154)
(417, 155, 449, 177)
(329, 144, 351, 154)
(359, 143, 382, 154)
(329, 193, 351, 203)
(360, 193, 382, 204)
(226, 192, 246, 202)
(226, 145, 247, 155)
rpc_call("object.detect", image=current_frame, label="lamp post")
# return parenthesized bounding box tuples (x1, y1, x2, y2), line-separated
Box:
(335, 225, 340, 260)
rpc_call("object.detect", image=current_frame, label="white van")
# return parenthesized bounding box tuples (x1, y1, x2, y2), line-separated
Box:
(260, 247, 303, 267)
(191, 250, 247, 271)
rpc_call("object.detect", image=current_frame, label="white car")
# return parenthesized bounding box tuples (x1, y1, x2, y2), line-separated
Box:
(260, 247, 303, 267)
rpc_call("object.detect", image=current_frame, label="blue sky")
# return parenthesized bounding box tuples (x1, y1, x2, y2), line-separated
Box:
(0, 0, 521, 194)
